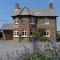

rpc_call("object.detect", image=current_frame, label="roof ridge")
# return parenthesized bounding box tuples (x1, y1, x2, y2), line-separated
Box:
(27, 7, 34, 15)
(19, 7, 25, 15)
(26, 7, 31, 15)
(19, 7, 31, 15)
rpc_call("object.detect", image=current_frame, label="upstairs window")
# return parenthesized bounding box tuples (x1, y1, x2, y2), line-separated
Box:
(21, 17, 27, 26)
(43, 18, 49, 25)
(22, 29, 27, 37)
(14, 18, 19, 24)
(14, 28, 19, 37)
(30, 17, 35, 24)
(22, 17, 27, 22)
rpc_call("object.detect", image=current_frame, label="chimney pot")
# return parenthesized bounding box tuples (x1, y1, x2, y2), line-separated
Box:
(48, 2, 54, 9)
(15, 3, 20, 9)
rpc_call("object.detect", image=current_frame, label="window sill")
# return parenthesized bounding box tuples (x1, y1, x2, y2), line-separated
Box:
(13, 36, 19, 37)
(43, 35, 50, 37)
(21, 35, 28, 37)
(30, 23, 35, 25)
(14, 23, 19, 25)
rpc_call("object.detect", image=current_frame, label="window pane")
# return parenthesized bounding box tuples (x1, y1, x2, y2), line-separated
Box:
(44, 29, 50, 37)
(14, 32, 16, 36)
(44, 32, 46, 35)
(43, 18, 49, 25)
(14, 18, 19, 24)
(30, 29, 35, 35)
(17, 32, 19, 35)
(25, 32, 27, 35)
(46, 32, 49, 35)
(14, 28, 19, 36)
(22, 29, 27, 36)
(30, 17, 35, 24)
(30, 32, 32, 35)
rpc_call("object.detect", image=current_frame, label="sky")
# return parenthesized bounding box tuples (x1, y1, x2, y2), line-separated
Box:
(0, 0, 60, 31)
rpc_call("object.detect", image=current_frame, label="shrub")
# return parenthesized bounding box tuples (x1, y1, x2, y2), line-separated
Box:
(3, 42, 60, 60)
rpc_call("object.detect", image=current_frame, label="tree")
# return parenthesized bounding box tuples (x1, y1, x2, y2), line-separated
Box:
(34, 28, 49, 42)
(34, 28, 45, 41)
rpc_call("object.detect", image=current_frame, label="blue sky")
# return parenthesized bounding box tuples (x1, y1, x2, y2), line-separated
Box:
(0, 0, 60, 31)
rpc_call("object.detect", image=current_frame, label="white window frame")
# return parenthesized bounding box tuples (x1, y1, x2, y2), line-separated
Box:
(13, 28, 19, 37)
(21, 17, 27, 25)
(14, 18, 19, 24)
(43, 18, 49, 25)
(44, 29, 50, 37)
(30, 17, 35, 24)
(30, 29, 36, 37)
(21, 29, 27, 37)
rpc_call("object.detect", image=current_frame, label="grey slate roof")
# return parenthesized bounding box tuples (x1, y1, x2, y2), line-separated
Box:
(12, 7, 57, 17)
(12, 9, 22, 16)
(1, 24, 13, 30)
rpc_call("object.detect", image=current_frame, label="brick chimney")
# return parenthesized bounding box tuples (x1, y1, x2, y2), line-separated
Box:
(48, 2, 54, 9)
(15, 3, 20, 9)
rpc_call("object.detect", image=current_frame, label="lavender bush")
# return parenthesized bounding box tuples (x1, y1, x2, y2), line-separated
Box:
(1, 41, 60, 60)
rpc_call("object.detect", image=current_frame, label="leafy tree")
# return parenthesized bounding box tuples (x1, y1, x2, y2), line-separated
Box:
(34, 28, 49, 42)
(34, 28, 45, 41)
